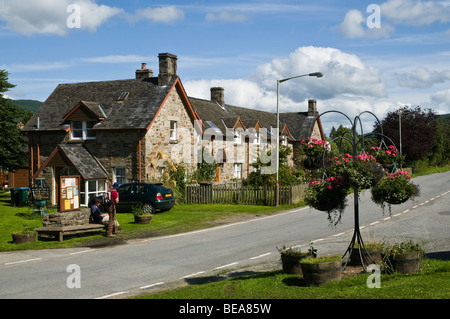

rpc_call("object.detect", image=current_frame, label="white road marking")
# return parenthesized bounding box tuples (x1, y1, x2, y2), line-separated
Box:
(4, 258, 42, 265)
(139, 282, 165, 289)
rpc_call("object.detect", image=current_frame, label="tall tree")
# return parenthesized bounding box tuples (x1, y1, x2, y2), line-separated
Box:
(374, 106, 437, 164)
(0, 70, 32, 171)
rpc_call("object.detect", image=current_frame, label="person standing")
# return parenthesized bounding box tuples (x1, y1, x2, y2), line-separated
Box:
(107, 182, 120, 237)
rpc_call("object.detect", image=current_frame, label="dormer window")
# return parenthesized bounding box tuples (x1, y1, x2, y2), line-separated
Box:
(71, 121, 96, 140)
(253, 131, 260, 145)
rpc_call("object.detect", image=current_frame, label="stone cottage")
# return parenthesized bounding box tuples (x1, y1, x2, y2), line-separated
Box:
(22, 52, 325, 207)
(22, 53, 201, 207)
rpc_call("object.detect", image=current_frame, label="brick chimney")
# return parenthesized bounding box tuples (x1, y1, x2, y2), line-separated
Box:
(211, 87, 224, 106)
(158, 53, 178, 85)
(135, 63, 153, 79)
(308, 99, 317, 117)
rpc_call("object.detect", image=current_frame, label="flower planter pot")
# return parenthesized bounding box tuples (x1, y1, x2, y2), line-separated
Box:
(134, 215, 152, 224)
(12, 233, 35, 244)
(301, 259, 342, 285)
(387, 252, 421, 274)
(281, 254, 305, 275)
(348, 248, 382, 266)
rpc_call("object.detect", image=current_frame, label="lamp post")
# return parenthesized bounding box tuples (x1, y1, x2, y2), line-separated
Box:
(275, 72, 323, 206)
(398, 109, 413, 169)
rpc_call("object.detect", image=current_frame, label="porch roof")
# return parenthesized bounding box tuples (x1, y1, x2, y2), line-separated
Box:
(34, 143, 108, 180)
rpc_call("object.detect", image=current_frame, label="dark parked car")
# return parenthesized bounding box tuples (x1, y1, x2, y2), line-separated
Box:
(115, 182, 175, 214)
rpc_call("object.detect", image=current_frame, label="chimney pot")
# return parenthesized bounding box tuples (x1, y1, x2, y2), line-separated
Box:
(211, 87, 224, 106)
(136, 63, 153, 80)
(158, 53, 178, 85)
(308, 99, 317, 117)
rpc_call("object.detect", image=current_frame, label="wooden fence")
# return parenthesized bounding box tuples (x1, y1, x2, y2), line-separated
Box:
(185, 183, 307, 206)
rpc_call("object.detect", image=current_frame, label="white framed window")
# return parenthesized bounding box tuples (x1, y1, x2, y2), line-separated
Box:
(233, 163, 242, 179)
(234, 130, 242, 144)
(170, 121, 177, 141)
(70, 121, 96, 140)
(79, 179, 107, 206)
(114, 168, 126, 185)
(253, 132, 260, 145)
(281, 135, 288, 146)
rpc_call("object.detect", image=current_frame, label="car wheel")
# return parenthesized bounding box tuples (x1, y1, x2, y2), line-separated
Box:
(142, 202, 155, 215)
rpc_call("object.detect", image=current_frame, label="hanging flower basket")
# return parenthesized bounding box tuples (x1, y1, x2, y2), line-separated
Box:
(300, 138, 329, 170)
(333, 153, 385, 190)
(305, 176, 349, 213)
(371, 170, 419, 208)
(367, 145, 399, 168)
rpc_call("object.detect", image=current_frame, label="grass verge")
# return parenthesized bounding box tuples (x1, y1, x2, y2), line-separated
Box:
(0, 190, 301, 251)
(136, 258, 450, 299)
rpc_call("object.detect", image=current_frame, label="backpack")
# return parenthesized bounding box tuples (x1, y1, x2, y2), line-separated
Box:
(103, 191, 113, 211)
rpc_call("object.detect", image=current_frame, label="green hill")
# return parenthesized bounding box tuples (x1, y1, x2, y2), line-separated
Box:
(11, 99, 42, 113)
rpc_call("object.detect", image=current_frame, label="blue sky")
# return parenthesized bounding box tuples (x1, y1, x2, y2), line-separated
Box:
(1, 0, 450, 134)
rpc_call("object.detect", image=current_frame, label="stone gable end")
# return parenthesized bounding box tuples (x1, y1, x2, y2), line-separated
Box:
(144, 87, 198, 181)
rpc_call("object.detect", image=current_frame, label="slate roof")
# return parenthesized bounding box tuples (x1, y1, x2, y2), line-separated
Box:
(22, 72, 321, 143)
(187, 97, 322, 142)
(34, 143, 108, 180)
(22, 77, 177, 132)
(58, 144, 108, 179)
(189, 97, 280, 136)
(279, 112, 318, 141)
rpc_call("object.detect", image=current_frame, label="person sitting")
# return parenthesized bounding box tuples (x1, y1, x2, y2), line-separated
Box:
(90, 197, 121, 232)
(90, 198, 107, 224)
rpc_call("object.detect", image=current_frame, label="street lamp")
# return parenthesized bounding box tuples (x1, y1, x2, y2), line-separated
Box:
(275, 72, 323, 206)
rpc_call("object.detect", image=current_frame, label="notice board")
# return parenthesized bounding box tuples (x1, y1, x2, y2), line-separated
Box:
(59, 175, 80, 212)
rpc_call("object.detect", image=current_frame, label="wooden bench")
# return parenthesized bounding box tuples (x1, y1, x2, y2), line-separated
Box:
(36, 223, 105, 242)
(36, 209, 106, 242)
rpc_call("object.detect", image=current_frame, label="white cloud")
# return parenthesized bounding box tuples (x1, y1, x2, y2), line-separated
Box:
(205, 11, 248, 23)
(0, 0, 122, 35)
(381, 0, 450, 25)
(184, 46, 392, 135)
(82, 54, 155, 64)
(337, 0, 450, 39)
(397, 66, 450, 88)
(252, 46, 387, 101)
(336, 8, 393, 38)
(431, 88, 450, 112)
(127, 6, 184, 24)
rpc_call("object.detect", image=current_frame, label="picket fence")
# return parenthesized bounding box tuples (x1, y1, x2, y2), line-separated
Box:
(185, 182, 307, 206)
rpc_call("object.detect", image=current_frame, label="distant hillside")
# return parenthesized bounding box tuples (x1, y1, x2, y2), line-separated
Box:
(438, 113, 450, 122)
(11, 99, 42, 113)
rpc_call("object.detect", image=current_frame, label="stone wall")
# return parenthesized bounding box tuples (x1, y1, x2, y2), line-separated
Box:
(42, 209, 90, 227)
(143, 87, 198, 181)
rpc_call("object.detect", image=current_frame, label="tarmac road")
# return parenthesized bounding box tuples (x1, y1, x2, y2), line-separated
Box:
(0, 171, 448, 299)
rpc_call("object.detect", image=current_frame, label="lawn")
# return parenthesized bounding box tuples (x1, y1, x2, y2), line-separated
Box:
(137, 258, 450, 299)
(0, 190, 298, 251)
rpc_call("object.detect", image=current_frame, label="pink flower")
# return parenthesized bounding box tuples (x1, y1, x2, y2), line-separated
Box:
(327, 185, 333, 190)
